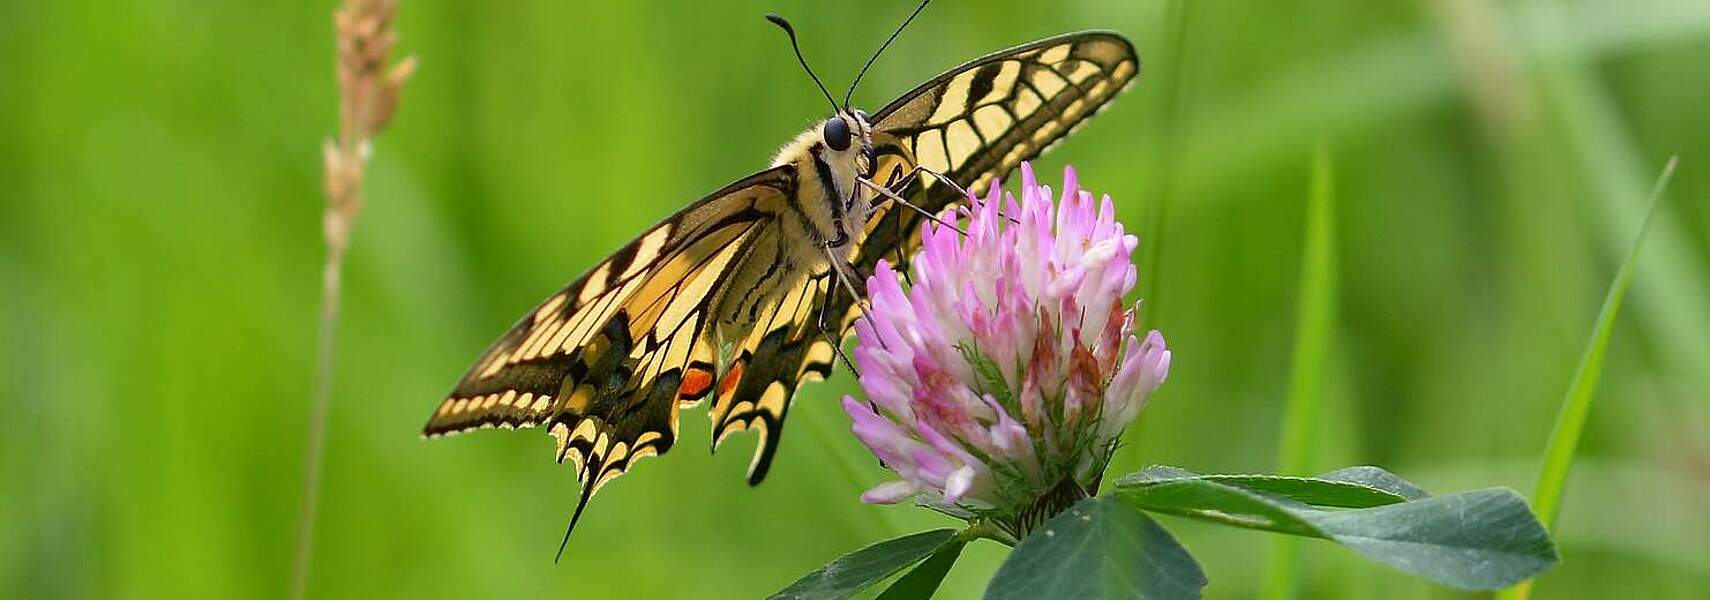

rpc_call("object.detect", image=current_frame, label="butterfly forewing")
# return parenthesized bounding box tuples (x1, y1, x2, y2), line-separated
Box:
(875, 32, 1136, 203)
(856, 32, 1139, 297)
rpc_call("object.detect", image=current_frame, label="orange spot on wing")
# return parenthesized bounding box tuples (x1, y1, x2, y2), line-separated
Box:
(717, 363, 745, 399)
(679, 367, 714, 400)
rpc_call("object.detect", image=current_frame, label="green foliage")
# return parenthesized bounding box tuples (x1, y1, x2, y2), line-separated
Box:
(984, 497, 1206, 600)
(4, 0, 1707, 598)
(782, 465, 1553, 597)
(875, 540, 967, 600)
(1529, 158, 1678, 531)
(1136, 468, 1414, 508)
(1265, 140, 1338, 600)
(770, 529, 957, 600)
(1312, 465, 1428, 501)
(1273, 142, 1338, 483)
(1117, 467, 1557, 590)
(1498, 157, 1679, 600)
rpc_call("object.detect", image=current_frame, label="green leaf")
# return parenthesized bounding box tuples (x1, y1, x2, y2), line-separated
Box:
(770, 529, 957, 600)
(1115, 469, 1558, 590)
(1117, 468, 1326, 538)
(1126, 465, 1414, 509)
(1308, 489, 1557, 589)
(874, 541, 965, 600)
(985, 497, 1206, 600)
(1202, 474, 1406, 508)
(1316, 465, 1428, 501)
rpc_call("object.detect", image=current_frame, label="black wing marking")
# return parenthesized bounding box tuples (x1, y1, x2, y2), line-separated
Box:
(857, 32, 1140, 295)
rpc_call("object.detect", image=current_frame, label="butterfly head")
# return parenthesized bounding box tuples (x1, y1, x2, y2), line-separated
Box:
(766, 8, 928, 250)
(819, 109, 877, 178)
(764, 14, 885, 183)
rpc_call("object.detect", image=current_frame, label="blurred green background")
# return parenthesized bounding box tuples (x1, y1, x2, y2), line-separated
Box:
(4, 0, 1708, 597)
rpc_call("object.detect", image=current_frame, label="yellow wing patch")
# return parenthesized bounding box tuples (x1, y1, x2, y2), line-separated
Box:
(874, 33, 1138, 197)
(853, 32, 1138, 282)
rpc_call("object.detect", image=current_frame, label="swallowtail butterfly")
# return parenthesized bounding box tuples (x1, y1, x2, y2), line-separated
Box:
(423, 5, 1138, 556)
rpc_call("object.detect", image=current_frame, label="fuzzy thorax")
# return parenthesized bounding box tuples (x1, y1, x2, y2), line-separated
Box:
(771, 111, 877, 252)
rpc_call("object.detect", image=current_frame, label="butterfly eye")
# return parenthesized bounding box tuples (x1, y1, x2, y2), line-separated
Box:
(823, 117, 852, 152)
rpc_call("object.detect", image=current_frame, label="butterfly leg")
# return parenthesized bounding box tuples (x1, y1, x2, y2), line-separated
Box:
(857, 178, 967, 236)
(890, 164, 1021, 226)
(890, 207, 914, 288)
(814, 249, 869, 377)
(824, 218, 851, 249)
(822, 244, 882, 339)
(874, 168, 917, 288)
(813, 293, 860, 378)
(893, 163, 971, 200)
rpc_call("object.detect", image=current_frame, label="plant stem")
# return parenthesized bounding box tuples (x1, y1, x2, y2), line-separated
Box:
(291, 244, 346, 600)
(959, 518, 1019, 547)
(289, 2, 412, 598)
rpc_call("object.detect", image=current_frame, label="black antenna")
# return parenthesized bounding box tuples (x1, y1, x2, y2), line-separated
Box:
(844, 0, 932, 109)
(766, 13, 841, 115)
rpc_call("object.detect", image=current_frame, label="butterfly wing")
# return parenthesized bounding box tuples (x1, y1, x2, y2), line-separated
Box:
(424, 165, 816, 502)
(704, 269, 838, 484)
(872, 32, 1138, 200)
(859, 32, 1140, 271)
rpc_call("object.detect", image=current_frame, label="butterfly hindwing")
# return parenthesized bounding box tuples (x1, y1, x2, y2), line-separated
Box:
(706, 271, 838, 484)
(425, 166, 802, 497)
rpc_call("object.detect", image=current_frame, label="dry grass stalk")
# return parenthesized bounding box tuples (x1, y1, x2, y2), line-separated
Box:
(292, 1, 413, 598)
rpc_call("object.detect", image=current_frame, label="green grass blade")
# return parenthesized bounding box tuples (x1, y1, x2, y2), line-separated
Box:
(1263, 143, 1338, 600)
(1498, 156, 1678, 600)
(1118, 0, 1194, 478)
(1523, 1, 1710, 395)
(1136, 0, 1194, 329)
